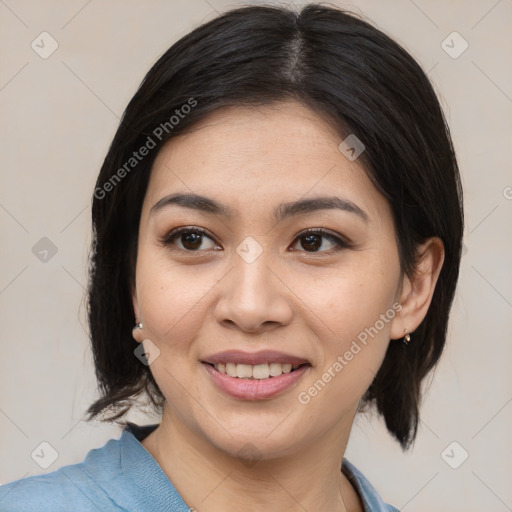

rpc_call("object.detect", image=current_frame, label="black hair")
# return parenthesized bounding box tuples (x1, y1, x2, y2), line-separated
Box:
(86, 3, 463, 451)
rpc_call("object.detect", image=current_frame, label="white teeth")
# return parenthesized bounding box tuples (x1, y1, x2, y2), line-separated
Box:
(226, 362, 237, 377)
(282, 364, 292, 374)
(269, 362, 283, 377)
(236, 364, 253, 378)
(213, 362, 303, 379)
(252, 363, 270, 380)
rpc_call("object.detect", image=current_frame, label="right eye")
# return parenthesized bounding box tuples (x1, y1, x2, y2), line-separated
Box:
(161, 227, 221, 252)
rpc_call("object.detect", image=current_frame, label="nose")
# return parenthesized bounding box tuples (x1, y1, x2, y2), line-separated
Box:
(213, 252, 293, 333)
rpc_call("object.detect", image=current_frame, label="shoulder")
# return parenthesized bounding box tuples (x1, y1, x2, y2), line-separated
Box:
(0, 435, 126, 512)
(342, 458, 399, 512)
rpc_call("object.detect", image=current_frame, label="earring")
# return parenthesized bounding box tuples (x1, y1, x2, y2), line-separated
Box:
(132, 322, 143, 342)
(403, 328, 411, 345)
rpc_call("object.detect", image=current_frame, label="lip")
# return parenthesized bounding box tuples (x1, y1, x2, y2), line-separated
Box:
(202, 362, 310, 400)
(202, 350, 309, 366)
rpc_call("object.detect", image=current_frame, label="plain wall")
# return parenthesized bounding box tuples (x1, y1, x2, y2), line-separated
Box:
(1, 1, 511, 510)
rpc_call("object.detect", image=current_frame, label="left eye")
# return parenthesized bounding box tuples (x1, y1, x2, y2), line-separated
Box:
(290, 230, 348, 253)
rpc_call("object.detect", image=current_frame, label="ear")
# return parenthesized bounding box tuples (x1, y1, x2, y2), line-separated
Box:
(131, 284, 144, 343)
(390, 237, 445, 340)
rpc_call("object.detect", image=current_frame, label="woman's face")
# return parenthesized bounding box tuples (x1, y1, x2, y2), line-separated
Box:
(132, 101, 405, 459)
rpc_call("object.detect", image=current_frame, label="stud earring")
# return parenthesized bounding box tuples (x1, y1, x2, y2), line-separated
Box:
(403, 328, 411, 345)
(132, 322, 143, 337)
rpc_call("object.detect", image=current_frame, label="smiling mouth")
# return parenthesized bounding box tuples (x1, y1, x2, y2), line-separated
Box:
(205, 362, 309, 380)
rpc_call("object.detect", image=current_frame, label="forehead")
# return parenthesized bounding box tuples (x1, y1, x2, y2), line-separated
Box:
(145, 101, 390, 223)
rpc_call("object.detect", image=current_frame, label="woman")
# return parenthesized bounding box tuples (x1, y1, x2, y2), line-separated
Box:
(0, 3, 463, 511)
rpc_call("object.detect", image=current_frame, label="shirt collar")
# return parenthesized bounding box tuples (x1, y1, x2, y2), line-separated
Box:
(120, 423, 394, 512)
(342, 457, 396, 511)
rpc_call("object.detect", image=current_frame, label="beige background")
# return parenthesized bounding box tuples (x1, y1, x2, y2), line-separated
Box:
(1, 0, 511, 510)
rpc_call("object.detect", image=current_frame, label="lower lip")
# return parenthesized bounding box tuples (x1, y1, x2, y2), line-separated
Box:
(203, 363, 310, 400)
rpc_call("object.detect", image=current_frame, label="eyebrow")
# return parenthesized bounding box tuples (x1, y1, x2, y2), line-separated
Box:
(275, 196, 369, 223)
(150, 192, 369, 223)
(150, 193, 233, 218)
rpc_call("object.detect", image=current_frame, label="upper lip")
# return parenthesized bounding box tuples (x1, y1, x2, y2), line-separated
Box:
(202, 350, 310, 366)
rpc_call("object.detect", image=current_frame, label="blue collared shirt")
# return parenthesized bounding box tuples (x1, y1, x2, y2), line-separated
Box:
(0, 423, 399, 511)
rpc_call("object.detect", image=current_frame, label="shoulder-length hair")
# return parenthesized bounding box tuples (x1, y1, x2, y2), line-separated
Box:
(86, 3, 463, 451)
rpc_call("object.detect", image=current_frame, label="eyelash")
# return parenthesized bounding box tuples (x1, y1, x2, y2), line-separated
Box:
(291, 228, 352, 253)
(159, 226, 351, 254)
(160, 226, 219, 252)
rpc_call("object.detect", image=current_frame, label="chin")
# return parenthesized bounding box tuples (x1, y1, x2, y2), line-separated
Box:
(192, 412, 310, 462)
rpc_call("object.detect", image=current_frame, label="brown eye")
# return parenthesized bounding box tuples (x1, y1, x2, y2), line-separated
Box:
(300, 233, 322, 251)
(290, 229, 350, 253)
(180, 231, 203, 250)
(163, 227, 219, 251)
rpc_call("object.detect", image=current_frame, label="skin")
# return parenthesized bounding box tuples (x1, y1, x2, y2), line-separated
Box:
(131, 101, 444, 512)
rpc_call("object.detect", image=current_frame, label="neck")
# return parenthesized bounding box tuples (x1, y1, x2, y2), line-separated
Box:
(141, 405, 364, 512)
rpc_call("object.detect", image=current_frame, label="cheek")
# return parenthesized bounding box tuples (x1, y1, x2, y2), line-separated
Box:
(134, 262, 213, 408)
(292, 252, 400, 372)
(303, 259, 398, 332)
(134, 251, 219, 354)
(293, 270, 400, 416)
